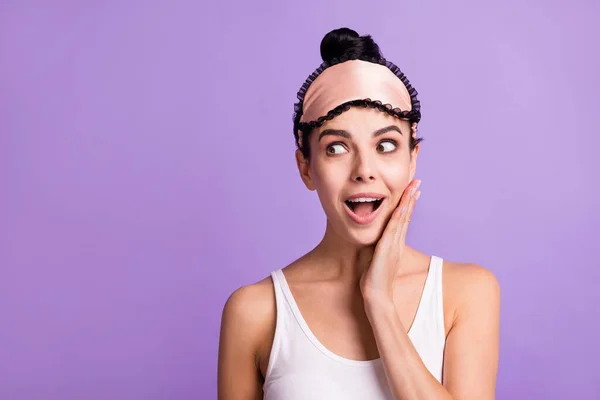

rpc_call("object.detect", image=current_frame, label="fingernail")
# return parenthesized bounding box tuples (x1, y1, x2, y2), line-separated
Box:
(415, 191, 421, 200)
(411, 181, 421, 197)
(398, 206, 407, 216)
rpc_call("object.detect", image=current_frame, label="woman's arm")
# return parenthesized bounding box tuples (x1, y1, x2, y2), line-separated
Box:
(218, 284, 270, 400)
(364, 264, 500, 400)
(440, 264, 501, 398)
(360, 179, 500, 399)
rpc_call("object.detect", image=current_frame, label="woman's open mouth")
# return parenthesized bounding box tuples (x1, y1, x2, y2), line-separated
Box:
(343, 196, 385, 225)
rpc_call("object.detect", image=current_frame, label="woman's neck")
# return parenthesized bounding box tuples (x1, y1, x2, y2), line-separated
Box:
(307, 219, 417, 284)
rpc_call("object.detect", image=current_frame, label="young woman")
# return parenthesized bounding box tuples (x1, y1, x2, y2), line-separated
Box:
(218, 27, 500, 400)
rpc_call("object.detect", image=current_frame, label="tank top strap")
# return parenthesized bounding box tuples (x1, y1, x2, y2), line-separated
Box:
(270, 269, 301, 320)
(267, 270, 284, 380)
(270, 269, 285, 310)
(429, 256, 445, 336)
(430, 256, 444, 303)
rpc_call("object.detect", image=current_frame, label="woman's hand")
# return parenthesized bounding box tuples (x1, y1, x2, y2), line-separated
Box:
(359, 179, 422, 303)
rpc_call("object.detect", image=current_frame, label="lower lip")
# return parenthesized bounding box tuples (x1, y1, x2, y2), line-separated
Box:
(344, 200, 385, 225)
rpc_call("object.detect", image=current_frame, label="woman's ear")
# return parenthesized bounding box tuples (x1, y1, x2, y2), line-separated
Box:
(409, 144, 420, 181)
(408, 122, 420, 181)
(295, 149, 316, 191)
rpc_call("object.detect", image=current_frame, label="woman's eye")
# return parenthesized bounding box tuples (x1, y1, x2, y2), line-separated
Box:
(377, 140, 398, 153)
(326, 143, 348, 155)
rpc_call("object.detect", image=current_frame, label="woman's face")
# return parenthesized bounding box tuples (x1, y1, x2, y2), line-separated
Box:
(296, 107, 419, 246)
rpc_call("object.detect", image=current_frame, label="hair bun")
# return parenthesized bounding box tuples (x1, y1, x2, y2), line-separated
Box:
(319, 27, 382, 63)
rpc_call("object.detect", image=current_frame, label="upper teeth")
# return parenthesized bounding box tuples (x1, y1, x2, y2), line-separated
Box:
(348, 197, 380, 203)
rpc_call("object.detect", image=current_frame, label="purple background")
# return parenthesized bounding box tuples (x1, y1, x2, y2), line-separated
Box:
(1, 1, 599, 399)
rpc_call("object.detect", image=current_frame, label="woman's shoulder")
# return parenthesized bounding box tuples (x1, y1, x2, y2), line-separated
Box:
(440, 259, 501, 325)
(442, 259, 500, 295)
(221, 275, 276, 339)
(220, 273, 279, 373)
(221, 257, 307, 329)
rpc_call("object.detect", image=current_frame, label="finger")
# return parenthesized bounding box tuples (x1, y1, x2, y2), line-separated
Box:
(394, 180, 421, 234)
(399, 188, 420, 244)
(399, 179, 420, 206)
(396, 179, 419, 244)
(382, 179, 421, 243)
(395, 179, 421, 219)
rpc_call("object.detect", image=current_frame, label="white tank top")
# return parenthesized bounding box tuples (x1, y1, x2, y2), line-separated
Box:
(263, 255, 446, 400)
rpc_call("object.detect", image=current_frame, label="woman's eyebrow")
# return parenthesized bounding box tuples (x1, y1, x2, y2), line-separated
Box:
(318, 125, 403, 142)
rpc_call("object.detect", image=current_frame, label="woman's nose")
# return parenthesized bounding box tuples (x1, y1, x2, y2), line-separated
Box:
(351, 154, 376, 182)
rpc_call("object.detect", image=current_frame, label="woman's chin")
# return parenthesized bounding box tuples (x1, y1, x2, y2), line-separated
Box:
(325, 209, 389, 247)
(345, 226, 384, 247)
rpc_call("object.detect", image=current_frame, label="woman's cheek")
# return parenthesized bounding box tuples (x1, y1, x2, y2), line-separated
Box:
(313, 169, 345, 211)
(314, 159, 345, 187)
(384, 161, 409, 179)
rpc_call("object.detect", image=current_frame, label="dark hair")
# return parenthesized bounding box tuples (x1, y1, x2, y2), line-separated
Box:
(293, 27, 423, 160)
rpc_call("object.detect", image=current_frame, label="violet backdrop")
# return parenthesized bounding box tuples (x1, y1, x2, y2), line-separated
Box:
(1, 1, 599, 399)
